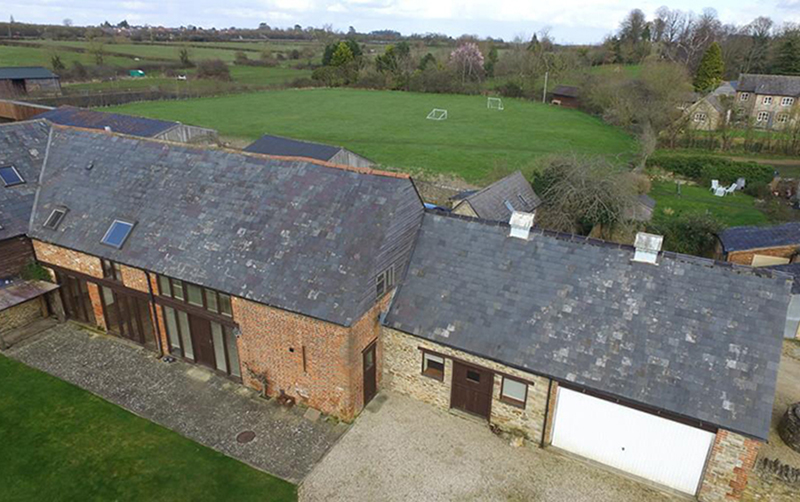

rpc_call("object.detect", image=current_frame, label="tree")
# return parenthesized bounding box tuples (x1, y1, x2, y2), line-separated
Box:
(178, 47, 192, 67)
(88, 39, 106, 65)
(117, 20, 129, 28)
(773, 31, 800, 76)
(532, 155, 639, 238)
(50, 53, 65, 71)
(693, 42, 724, 92)
(647, 214, 722, 258)
(450, 43, 484, 83)
(63, 18, 73, 27)
(484, 46, 499, 77)
(330, 42, 354, 67)
(322, 39, 361, 66)
(418, 52, 436, 71)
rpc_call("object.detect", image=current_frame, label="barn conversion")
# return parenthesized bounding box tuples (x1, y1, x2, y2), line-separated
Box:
(0, 120, 791, 501)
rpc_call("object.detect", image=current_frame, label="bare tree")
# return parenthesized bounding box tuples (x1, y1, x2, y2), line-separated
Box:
(63, 18, 73, 27)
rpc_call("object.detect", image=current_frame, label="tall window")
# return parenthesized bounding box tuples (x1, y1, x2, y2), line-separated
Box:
(160, 305, 240, 378)
(101, 259, 122, 281)
(757, 111, 770, 123)
(376, 265, 396, 298)
(739, 92, 750, 101)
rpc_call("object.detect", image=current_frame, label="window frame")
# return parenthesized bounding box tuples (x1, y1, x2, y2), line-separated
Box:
(756, 111, 770, 123)
(780, 97, 795, 107)
(376, 265, 396, 299)
(43, 207, 67, 230)
(739, 92, 750, 101)
(762, 96, 772, 105)
(0, 165, 24, 187)
(500, 376, 528, 409)
(421, 350, 445, 381)
(100, 219, 135, 249)
(777, 113, 790, 124)
(101, 258, 122, 281)
(156, 273, 233, 319)
(693, 112, 707, 122)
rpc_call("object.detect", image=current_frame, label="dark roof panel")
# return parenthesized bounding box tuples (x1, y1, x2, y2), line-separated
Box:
(384, 213, 789, 440)
(30, 128, 423, 326)
(458, 171, 541, 221)
(0, 120, 51, 240)
(0, 66, 59, 80)
(243, 134, 342, 162)
(719, 222, 800, 253)
(552, 85, 579, 98)
(37, 106, 178, 138)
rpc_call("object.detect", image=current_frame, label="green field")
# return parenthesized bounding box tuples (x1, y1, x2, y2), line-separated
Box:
(0, 354, 295, 502)
(649, 180, 769, 227)
(0, 44, 136, 67)
(105, 88, 636, 181)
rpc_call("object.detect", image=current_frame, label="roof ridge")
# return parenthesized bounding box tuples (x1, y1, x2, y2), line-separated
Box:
(49, 124, 410, 180)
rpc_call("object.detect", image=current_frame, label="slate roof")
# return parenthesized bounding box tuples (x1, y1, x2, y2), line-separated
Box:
(29, 127, 423, 326)
(243, 134, 343, 162)
(37, 106, 178, 138)
(718, 222, 800, 253)
(738, 74, 800, 97)
(552, 85, 579, 98)
(0, 120, 51, 240)
(766, 263, 800, 294)
(0, 66, 59, 80)
(455, 171, 541, 221)
(384, 212, 790, 440)
(0, 279, 59, 311)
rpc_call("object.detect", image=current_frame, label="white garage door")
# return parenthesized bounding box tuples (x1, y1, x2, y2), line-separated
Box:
(551, 387, 715, 495)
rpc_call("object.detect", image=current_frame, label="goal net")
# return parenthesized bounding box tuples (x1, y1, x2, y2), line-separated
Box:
(426, 108, 448, 121)
(487, 97, 504, 110)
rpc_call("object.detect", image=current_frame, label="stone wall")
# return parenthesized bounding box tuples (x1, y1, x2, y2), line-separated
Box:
(382, 326, 551, 441)
(699, 429, 762, 501)
(0, 298, 44, 333)
(726, 245, 799, 266)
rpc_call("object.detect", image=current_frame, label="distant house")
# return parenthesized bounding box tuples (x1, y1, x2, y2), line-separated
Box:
(450, 171, 541, 222)
(243, 134, 374, 168)
(550, 85, 580, 108)
(717, 221, 800, 266)
(735, 74, 800, 130)
(0, 67, 61, 97)
(685, 81, 737, 131)
(36, 106, 218, 143)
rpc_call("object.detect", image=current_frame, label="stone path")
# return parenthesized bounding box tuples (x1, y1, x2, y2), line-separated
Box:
(4, 323, 347, 483)
(300, 391, 683, 502)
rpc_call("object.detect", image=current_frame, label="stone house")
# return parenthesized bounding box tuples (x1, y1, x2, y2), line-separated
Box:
(0, 67, 61, 97)
(382, 212, 789, 501)
(450, 170, 541, 222)
(735, 74, 800, 130)
(244, 134, 374, 168)
(717, 221, 800, 267)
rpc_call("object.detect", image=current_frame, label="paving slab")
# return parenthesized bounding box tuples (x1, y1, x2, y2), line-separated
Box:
(4, 322, 346, 483)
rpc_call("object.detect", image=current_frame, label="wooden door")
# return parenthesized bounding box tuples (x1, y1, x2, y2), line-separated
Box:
(363, 342, 377, 405)
(59, 273, 95, 325)
(189, 315, 215, 369)
(450, 361, 493, 419)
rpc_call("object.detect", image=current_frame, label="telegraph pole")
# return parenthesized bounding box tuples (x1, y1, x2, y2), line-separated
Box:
(542, 71, 548, 104)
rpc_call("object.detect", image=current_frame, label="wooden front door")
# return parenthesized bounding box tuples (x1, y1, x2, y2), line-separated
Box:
(450, 361, 493, 419)
(59, 273, 96, 325)
(189, 315, 215, 369)
(363, 342, 377, 405)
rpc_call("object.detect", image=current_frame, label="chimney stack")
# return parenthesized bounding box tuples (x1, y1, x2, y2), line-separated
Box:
(509, 211, 535, 240)
(633, 232, 663, 264)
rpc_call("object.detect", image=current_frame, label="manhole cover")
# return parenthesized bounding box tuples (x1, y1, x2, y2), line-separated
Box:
(236, 431, 256, 444)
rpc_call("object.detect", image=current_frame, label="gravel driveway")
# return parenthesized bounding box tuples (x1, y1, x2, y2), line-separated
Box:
(301, 391, 681, 502)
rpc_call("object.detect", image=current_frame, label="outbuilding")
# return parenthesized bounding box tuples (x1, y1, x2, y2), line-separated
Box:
(243, 134, 374, 168)
(0, 67, 61, 97)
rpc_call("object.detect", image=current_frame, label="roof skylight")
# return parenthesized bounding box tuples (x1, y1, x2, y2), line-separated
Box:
(44, 208, 67, 230)
(101, 220, 134, 249)
(0, 166, 24, 187)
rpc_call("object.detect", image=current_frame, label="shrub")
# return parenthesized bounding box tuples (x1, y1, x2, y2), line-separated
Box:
(195, 59, 231, 80)
(21, 261, 52, 282)
(647, 154, 775, 186)
(647, 213, 722, 258)
(496, 80, 524, 98)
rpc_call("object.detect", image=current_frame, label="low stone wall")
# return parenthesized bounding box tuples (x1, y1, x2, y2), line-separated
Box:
(0, 298, 44, 333)
(382, 326, 550, 441)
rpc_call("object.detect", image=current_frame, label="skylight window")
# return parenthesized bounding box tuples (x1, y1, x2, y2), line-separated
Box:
(0, 166, 24, 187)
(44, 208, 67, 230)
(101, 220, 134, 249)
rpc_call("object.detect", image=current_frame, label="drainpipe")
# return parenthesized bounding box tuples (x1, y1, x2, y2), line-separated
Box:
(540, 380, 553, 448)
(144, 271, 164, 356)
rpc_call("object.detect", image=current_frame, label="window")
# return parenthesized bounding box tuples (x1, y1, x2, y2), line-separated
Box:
(0, 165, 24, 187)
(739, 92, 750, 101)
(101, 259, 122, 281)
(500, 377, 528, 408)
(376, 265, 396, 298)
(421, 352, 444, 381)
(158, 275, 171, 296)
(43, 208, 67, 230)
(172, 279, 184, 301)
(757, 111, 770, 123)
(157, 274, 233, 318)
(219, 293, 232, 316)
(781, 97, 795, 106)
(211, 322, 227, 373)
(778, 114, 790, 124)
(693, 112, 707, 122)
(186, 283, 203, 306)
(205, 288, 218, 313)
(763, 96, 773, 105)
(466, 369, 481, 383)
(101, 220, 134, 249)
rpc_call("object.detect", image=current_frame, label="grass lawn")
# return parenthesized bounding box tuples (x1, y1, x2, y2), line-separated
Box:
(0, 354, 296, 502)
(104, 88, 635, 182)
(649, 180, 769, 227)
(0, 44, 135, 68)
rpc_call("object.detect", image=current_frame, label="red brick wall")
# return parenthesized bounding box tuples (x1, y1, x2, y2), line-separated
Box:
(33, 240, 102, 278)
(699, 429, 762, 501)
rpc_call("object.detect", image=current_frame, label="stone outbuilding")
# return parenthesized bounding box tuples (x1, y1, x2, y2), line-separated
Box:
(717, 221, 800, 267)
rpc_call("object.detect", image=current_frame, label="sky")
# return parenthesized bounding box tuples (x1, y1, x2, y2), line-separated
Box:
(4, 0, 800, 44)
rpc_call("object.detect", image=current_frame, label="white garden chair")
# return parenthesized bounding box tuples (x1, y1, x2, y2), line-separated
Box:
(725, 183, 738, 195)
(710, 180, 719, 192)
(714, 187, 726, 197)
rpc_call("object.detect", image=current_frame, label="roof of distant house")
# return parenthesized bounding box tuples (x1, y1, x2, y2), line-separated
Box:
(29, 127, 423, 326)
(738, 74, 800, 98)
(551, 85, 579, 98)
(0, 66, 59, 80)
(0, 120, 51, 241)
(384, 211, 789, 441)
(37, 106, 179, 138)
(454, 171, 541, 221)
(244, 134, 356, 163)
(718, 221, 800, 253)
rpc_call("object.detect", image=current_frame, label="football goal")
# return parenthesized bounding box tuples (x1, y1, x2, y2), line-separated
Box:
(487, 97, 504, 110)
(426, 108, 448, 121)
